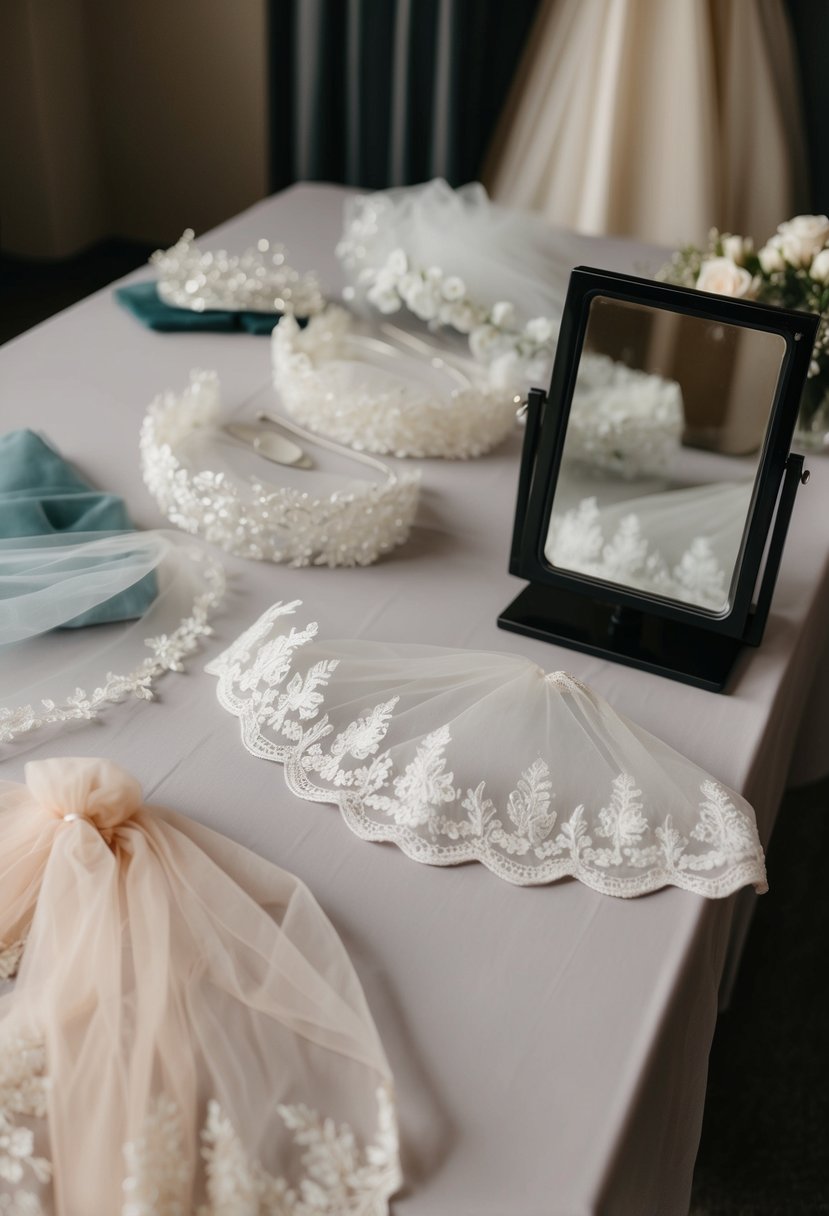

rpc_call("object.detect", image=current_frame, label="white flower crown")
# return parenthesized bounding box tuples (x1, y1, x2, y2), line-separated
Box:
(336, 239, 558, 371)
(140, 371, 420, 567)
(272, 306, 524, 459)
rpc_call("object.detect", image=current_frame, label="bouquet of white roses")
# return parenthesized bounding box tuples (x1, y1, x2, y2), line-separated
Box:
(659, 214, 829, 436)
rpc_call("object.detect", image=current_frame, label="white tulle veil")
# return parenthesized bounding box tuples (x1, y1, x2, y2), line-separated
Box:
(0, 532, 224, 749)
(207, 600, 766, 899)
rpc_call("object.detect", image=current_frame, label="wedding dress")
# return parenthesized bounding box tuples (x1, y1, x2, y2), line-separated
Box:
(208, 600, 766, 899)
(0, 757, 400, 1215)
(484, 0, 807, 246)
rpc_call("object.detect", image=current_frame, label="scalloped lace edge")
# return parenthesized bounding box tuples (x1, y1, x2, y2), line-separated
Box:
(208, 603, 767, 901)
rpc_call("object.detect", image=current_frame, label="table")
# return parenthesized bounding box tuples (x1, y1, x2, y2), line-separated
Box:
(3, 184, 829, 1216)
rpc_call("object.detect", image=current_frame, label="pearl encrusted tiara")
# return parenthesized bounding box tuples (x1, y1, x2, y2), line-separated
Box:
(271, 306, 524, 459)
(150, 229, 327, 316)
(140, 371, 421, 567)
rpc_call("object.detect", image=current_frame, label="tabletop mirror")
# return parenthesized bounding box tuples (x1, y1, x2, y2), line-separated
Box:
(499, 267, 819, 691)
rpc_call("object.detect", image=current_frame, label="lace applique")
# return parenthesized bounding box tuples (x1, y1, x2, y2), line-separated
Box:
(121, 1096, 190, 1215)
(0, 1029, 50, 1215)
(207, 602, 767, 899)
(547, 496, 730, 611)
(0, 556, 225, 747)
(0, 943, 25, 982)
(140, 371, 420, 567)
(0, 1039, 397, 1215)
(272, 306, 521, 459)
(119, 1084, 400, 1216)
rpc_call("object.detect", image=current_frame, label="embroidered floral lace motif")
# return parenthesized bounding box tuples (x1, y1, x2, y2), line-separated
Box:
(546, 496, 730, 611)
(121, 1083, 398, 1215)
(0, 943, 25, 983)
(141, 371, 420, 567)
(0, 1028, 50, 1216)
(0, 1032, 397, 1216)
(207, 602, 767, 898)
(197, 1084, 399, 1216)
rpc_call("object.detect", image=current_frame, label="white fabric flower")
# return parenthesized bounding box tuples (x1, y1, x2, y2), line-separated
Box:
(470, 324, 503, 360)
(385, 248, 408, 276)
(397, 272, 422, 303)
(696, 257, 756, 298)
(489, 351, 523, 390)
(776, 214, 829, 264)
(491, 300, 516, 328)
(441, 275, 466, 301)
(721, 234, 753, 265)
(445, 301, 479, 334)
(811, 248, 829, 283)
(524, 316, 557, 344)
(758, 241, 785, 273)
(371, 268, 397, 293)
(366, 284, 402, 314)
(407, 285, 440, 321)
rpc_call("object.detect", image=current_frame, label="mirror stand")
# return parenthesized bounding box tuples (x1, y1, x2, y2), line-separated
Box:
(500, 384, 809, 693)
(499, 584, 746, 692)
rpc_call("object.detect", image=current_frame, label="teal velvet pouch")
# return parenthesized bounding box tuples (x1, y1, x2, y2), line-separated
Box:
(115, 281, 288, 335)
(0, 429, 158, 629)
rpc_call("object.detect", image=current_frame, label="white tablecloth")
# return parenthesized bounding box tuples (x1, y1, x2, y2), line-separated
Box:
(3, 184, 829, 1216)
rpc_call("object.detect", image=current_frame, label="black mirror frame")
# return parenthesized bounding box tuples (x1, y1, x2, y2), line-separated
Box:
(499, 267, 820, 692)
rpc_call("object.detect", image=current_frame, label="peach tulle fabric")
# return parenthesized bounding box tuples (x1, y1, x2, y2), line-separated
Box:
(0, 758, 400, 1215)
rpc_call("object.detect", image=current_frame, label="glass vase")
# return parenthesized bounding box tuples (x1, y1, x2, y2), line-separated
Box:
(794, 373, 829, 453)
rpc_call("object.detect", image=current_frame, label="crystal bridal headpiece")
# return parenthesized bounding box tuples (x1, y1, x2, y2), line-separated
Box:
(150, 228, 327, 316)
(336, 179, 574, 376)
(272, 305, 524, 459)
(207, 600, 767, 900)
(0, 757, 400, 1213)
(140, 371, 421, 566)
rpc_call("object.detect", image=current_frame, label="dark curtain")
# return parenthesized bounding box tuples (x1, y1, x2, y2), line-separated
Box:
(785, 0, 829, 215)
(267, 0, 540, 192)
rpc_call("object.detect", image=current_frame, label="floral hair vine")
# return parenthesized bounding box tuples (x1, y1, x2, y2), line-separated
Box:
(337, 241, 558, 370)
(0, 545, 226, 746)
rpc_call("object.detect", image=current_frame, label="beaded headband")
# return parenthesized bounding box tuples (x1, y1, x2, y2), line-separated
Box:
(150, 229, 326, 316)
(140, 370, 421, 567)
(272, 306, 524, 459)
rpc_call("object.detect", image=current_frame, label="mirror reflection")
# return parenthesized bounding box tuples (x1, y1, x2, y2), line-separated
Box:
(545, 296, 787, 614)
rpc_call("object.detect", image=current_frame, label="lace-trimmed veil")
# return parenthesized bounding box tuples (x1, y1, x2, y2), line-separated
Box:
(0, 758, 399, 1213)
(207, 601, 767, 899)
